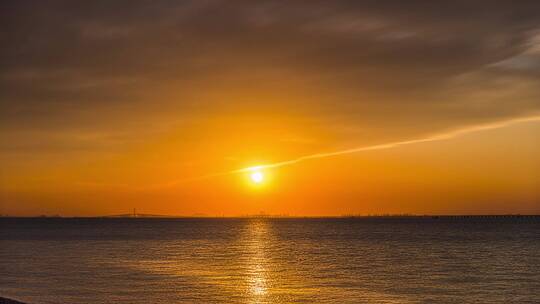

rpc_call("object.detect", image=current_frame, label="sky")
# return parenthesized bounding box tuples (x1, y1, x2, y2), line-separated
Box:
(1, 1, 539, 216)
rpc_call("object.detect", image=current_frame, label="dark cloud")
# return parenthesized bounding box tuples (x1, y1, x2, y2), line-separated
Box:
(1, 0, 540, 154)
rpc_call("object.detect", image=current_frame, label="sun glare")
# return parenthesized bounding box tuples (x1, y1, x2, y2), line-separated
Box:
(250, 171, 264, 184)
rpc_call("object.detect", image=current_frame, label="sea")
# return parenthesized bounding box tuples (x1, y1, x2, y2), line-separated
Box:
(1, 217, 539, 303)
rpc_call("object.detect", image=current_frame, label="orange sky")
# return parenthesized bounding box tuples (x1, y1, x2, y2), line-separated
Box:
(1, 116, 538, 216)
(1, 1, 539, 216)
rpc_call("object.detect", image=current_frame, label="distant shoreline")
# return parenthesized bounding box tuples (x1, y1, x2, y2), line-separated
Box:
(0, 297, 27, 304)
(1, 214, 538, 219)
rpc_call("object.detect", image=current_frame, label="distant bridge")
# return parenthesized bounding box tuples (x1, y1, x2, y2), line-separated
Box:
(102, 209, 170, 218)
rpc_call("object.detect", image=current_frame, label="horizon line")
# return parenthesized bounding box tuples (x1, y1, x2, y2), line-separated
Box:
(2, 214, 539, 218)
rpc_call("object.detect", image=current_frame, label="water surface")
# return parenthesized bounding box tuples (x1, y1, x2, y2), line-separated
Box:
(1, 217, 539, 303)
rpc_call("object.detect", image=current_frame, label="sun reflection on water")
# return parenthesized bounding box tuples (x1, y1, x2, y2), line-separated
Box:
(244, 219, 271, 302)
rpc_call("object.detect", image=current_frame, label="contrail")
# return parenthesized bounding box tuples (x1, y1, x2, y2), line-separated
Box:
(229, 114, 540, 172)
(144, 114, 540, 189)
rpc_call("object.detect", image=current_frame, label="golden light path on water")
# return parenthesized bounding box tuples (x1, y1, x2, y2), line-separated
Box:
(245, 220, 270, 302)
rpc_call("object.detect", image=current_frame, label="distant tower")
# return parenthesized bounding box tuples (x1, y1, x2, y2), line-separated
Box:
(133, 208, 136, 218)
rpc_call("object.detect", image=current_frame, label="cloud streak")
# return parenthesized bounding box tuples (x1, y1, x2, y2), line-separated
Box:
(240, 115, 540, 171)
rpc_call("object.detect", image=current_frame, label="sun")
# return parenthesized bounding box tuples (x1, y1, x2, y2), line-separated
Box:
(250, 171, 264, 184)
(244, 165, 270, 188)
